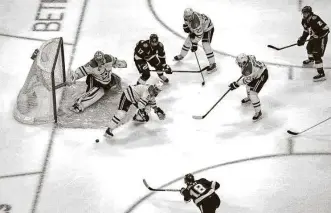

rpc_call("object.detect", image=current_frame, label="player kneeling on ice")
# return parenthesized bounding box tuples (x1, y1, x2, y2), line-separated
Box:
(180, 174, 221, 213)
(68, 51, 127, 113)
(174, 8, 216, 74)
(104, 82, 165, 137)
(228, 53, 269, 122)
(134, 34, 172, 85)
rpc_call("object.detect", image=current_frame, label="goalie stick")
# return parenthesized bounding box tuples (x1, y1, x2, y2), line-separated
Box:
(193, 75, 243, 120)
(287, 116, 331, 136)
(143, 179, 180, 192)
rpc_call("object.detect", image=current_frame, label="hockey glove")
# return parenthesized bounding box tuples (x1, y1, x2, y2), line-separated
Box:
(162, 64, 172, 74)
(191, 43, 198, 52)
(229, 82, 239, 90)
(297, 37, 306, 46)
(183, 24, 190, 33)
(134, 109, 149, 122)
(154, 107, 166, 120)
(189, 33, 196, 39)
(180, 187, 186, 195)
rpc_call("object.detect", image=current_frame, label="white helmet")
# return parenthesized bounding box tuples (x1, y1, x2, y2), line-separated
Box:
(235, 53, 249, 68)
(184, 8, 194, 21)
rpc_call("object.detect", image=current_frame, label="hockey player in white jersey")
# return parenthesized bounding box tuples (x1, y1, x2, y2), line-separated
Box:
(228, 54, 269, 121)
(104, 82, 166, 137)
(68, 51, 127, 113)
(174, 8, 216, 74)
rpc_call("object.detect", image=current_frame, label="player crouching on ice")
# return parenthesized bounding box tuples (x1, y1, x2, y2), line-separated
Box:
(134, 34, 172, 85)
(174, 8, 216, 74)
(180, 174, 221, 213)
(104, 82, 166, 138)
(228, 53, 269, 122)
(68, 51, 127, 113)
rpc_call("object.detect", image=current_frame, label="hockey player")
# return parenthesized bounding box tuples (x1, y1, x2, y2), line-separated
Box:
(104, 82, 166, 137)
(134, 34, 172, 85)
(180, 174, 221, 213)
(297, 6, 329, 81)
(69, 51, 127, 113)
(228, 53, 268, 121)
(174, 8, 216, 74)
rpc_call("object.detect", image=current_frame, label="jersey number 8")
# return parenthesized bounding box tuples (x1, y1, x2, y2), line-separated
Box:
(191, 184, 207, 198)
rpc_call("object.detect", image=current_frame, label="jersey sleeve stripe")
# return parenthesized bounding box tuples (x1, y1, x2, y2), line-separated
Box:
(79, 66, 87, 76)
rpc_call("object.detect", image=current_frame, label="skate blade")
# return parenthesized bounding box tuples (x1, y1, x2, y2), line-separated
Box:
(252, 115, 263, 122)
(207, 68, 217, 74)
(313, 77, 326, 82)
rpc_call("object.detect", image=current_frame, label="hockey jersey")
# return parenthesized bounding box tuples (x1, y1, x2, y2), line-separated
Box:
(124, 84, 156, 110)
(73, 54, 126, 85)
(301, 14, 329, 39)
(134, 40, 166, 64)
(184, 12, 213, 43)
(238, 55, 266, 86)
(181, 178, 220, 205)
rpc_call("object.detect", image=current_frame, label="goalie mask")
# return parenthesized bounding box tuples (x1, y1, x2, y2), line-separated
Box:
(184, 8, 194, 22)
(94, 51, 105, 64)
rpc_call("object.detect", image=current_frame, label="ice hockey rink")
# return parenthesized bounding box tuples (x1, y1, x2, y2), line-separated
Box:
(1, 0, 331, 212)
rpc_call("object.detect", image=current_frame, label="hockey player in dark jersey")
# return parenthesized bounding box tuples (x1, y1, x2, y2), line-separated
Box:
(180, 174, 221, 213)
(134, 34, 172, 85)
(297, 6, 329, 81)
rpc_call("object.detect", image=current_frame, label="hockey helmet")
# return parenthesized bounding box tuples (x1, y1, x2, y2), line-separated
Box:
(302, 6, 312, 19)
(184, 8, 194, 21)
(235, 53, 249, 68)
(94, 51, 105, 63)
(148, 81, 163, 97)
(149, 34, 159, 47)
(184, 173, 195, 185)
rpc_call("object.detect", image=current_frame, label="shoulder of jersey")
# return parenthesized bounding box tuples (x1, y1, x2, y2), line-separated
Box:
(191, 13, 201, 29)
(87, 59, 98, 68)
(312, 15, 318, 20)
(158, 42, 164, 48)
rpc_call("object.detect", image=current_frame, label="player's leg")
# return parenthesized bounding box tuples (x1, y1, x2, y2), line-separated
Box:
(135, 59, 151, 85)
(198, 194, 221, 213)
(312, 36, 328, 81)
(105, 92, 132, 137)
(70, 75, 105, 113)
(202, 28, 217, 74)
(241, 85, 251, 104)
(248, 70, 268, 121)
(303, 40, 314, 65)
(149, 56, 169, 83)
(174, 36, 192, 61)
(108, 72, 122, 90)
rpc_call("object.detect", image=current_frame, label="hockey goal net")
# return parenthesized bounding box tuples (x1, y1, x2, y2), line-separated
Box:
(13, 37, 67, 124)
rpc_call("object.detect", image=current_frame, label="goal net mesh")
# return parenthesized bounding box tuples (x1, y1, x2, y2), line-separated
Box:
(13, 37, 66, 124)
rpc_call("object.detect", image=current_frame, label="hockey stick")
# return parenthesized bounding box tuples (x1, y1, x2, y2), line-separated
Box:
(194, 52, 206, 86)
(267, 39, 311, 51)
(287, 116, 331, 136)
(193, 75, 243, 120)
(143, 179, 180, 192)
(150, 67, 208, 73)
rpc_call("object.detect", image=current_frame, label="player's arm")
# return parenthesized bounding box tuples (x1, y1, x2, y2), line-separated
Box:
(199, 178, 220, 190)
(180, 188, 192, 203)
(297, 20, 309, 46)
(157, 42, 166, 64)
(105, 54, 127, 68)
(69, 61, 93, 84)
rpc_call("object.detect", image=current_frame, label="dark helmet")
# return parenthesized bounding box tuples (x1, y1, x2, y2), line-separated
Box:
(302, 6, 312, 14)
(149, 34, 159, 46)
(184, 173, 195, 185)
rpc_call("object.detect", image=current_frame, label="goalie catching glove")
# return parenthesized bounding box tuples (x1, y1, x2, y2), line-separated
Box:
(153, 107, 166, 120)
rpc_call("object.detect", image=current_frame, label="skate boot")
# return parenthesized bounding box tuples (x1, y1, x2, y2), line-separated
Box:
(252, 111, 262, 122)
(207, 63, 217, 74)
(69, 103, 83, 113)
(104, 127, 114, 138)
(174, 55, 184, 61)
(158, 74, 169, 83)
(313, 72, 326, 82)
(302, 58, 314, 66)
(241, 97, 251, 104)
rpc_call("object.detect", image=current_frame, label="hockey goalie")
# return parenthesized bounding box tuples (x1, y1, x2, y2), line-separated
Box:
(68, 51, 127, 113)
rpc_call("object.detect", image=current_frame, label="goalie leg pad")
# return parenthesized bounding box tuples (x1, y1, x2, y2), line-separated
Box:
(74, 87, 105, 111)
(109, 72, 122, 90)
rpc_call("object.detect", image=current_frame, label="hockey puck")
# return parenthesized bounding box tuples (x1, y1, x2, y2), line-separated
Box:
(95, 139, 99, 143)
(202, 82, 205, 86)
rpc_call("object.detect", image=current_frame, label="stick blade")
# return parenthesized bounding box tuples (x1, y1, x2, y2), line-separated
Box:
(287, 130, 299, 135)
(143, 179, 152, 189)
(192, 115, 204, 120)
(267, 45, 280, 50)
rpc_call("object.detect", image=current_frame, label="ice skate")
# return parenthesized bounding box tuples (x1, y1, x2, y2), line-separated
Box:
(158, 74, 169, 83)
(302, 58, 314, 67)
(69, 103, 83, 113)
(313, 73, 326, 82)
(241, 97, 251, 105)
(207, 63, 217, 74)
(252, 111, 262, 122)
(174, 55, 184, 61)
(104, 127, 114, 138)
